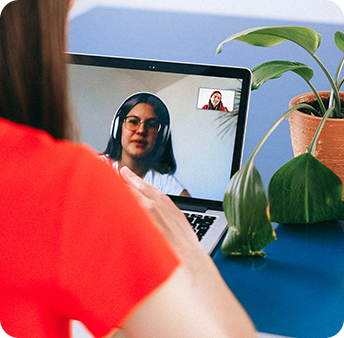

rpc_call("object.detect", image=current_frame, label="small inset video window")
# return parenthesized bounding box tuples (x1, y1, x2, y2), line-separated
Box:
(197, 88, 235, 112)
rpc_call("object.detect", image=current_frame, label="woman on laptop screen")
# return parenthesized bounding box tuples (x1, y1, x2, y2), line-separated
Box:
(100, 92, 190, 196)
(202, 90, 229, 111)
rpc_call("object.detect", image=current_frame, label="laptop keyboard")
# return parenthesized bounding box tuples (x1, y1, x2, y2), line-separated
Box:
(184, 212, 217, 241)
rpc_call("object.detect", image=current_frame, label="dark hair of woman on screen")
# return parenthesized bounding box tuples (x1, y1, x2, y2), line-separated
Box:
(100, 92, 190, 197)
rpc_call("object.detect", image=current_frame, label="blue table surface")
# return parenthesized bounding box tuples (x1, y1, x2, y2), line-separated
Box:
(69, 7, 344, 337)
(211, 221, 344, 338)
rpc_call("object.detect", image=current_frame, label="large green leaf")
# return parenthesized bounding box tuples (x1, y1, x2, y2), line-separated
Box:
(334, 31, 344, 53)
(216, 26, 322, 56)
(252, 61, 314, 90)
(268, 153, 344, 224)
(222, 160, 276, 257)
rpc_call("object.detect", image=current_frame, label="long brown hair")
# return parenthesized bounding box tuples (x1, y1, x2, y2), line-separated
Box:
(0, 0, 77, 140)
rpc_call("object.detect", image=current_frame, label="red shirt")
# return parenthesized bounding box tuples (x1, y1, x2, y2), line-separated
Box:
(0, 119, 180, 338)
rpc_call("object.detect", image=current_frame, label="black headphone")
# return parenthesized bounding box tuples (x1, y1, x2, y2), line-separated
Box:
(111, 92, 171, 145)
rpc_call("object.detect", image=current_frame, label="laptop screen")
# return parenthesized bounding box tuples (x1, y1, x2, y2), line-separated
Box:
(67, 53, 251, 203)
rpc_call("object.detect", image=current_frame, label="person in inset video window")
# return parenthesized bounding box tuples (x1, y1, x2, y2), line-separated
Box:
(202, 90, 229, 111)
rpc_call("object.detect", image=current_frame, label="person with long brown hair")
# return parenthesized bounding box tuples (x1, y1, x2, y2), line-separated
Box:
(0, 0, 76, 140)
(0, 1, 257, 338)
(202, 90, 229, 111)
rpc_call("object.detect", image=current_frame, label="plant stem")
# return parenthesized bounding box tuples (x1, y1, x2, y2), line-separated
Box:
(305, 80, 327, 116)
(312, 54, 341, 117)
(331, 53, 344, 107)
(247, 103, 319, 163)
(307, 107, 335, 156)
(334, 54, 344, 86)
(338, 77, 344, 91)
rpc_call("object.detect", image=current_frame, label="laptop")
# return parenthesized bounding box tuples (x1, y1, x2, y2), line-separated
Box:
(67, 53, 251, 254)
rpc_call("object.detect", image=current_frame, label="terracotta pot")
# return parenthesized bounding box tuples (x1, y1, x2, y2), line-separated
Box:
(288, 91, 344, 191)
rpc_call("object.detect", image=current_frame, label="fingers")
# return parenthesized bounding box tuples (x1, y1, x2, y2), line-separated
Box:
(120, 166, 158, 195)
(119, 166, 199, 246)
(119, 166, 144, 190)
(120, 166, 172, 204)
(119, 166, 176, 217)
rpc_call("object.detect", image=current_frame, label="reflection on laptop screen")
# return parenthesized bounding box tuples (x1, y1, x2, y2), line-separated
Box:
(68, 54, 250, 202)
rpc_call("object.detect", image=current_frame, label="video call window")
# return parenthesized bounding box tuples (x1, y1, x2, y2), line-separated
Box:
(68, 63, 244, 201)
(197, 88, 235, 112)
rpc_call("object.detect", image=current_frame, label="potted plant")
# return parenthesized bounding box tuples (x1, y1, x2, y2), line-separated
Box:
(215, 26, 344, 257)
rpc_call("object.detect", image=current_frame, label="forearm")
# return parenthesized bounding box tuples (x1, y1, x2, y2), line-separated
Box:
(120, 166, 257, 337)
(120, 264, 257, 338)
(180, 242, 258, 337)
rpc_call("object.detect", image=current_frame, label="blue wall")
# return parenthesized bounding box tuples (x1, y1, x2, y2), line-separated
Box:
(69, 7, 344, 189)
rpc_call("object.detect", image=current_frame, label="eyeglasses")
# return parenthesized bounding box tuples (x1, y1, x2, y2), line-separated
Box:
(123, 116, 161, 134)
